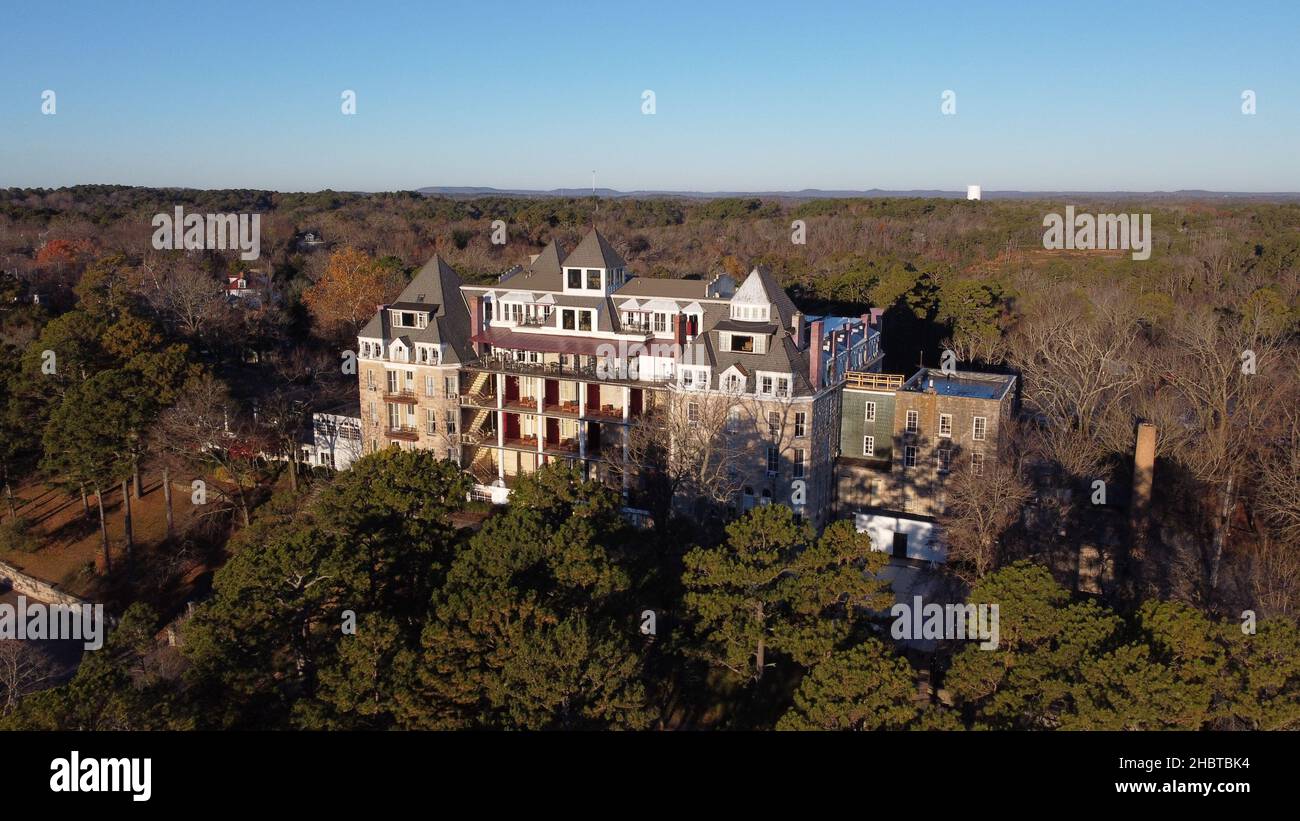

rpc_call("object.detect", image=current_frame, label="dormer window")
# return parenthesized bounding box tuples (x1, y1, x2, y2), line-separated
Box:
(586, 269, 601, 289)
(567, 268, 582, 288)
(391, 310, 427, 329)
(730, 303, 770, 322)
(728, 333, 756, 353)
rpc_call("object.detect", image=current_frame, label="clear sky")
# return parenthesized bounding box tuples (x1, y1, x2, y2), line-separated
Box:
(1, 0, 1297, 192)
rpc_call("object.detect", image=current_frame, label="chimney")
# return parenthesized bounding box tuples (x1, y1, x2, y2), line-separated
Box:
(827, 322, 839, 385)
(1130, 422, 1157, 542)
(792, 311, 804, 348)
(809, 319, 825, 391)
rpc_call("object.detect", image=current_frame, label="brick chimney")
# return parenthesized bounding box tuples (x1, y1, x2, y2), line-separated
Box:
(809, 319, 825, 390)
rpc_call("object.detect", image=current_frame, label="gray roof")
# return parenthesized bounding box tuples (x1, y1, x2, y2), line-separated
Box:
(497, 238, 567, 292)
(358, 254, 474, 364)
(562, 228, 626, 270)
(614, 277, 714, 300)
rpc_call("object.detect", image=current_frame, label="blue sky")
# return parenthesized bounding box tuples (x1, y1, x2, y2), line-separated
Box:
(1, 0, 1297, 192)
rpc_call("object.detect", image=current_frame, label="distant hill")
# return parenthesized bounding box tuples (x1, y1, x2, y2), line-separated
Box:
(416, 186, 1300, 202)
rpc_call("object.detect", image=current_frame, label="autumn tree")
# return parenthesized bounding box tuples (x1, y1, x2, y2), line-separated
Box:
(301, 246, 404, 341)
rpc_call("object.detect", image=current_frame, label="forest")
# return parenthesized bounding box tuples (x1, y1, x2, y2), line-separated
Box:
(0, 186, 1297, 729)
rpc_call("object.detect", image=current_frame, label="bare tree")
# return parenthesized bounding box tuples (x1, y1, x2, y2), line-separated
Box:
(1157, 302, 1287, 591)
(153, 375, 268, 527)
(1006, 286, 1146, 478)
(938, 451, 1032, 583)
(1257, 411, 1300, 547)
(0, 640, 53, 716)
(140, 255, 228, 340)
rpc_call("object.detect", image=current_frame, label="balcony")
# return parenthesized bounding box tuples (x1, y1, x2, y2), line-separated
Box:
(503, 435, 539, 450)
(383, 388, 418, 404)
(385, 425, 419, 442)
(543, 399, 581, 417)
(583, 403, 626, 421)
(540, 436, 577, 454)
(543, 438, 580, 456)
(504, 395, 538, 412)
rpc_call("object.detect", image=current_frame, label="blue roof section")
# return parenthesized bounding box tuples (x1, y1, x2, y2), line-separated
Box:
(903, 368, 1015, 400)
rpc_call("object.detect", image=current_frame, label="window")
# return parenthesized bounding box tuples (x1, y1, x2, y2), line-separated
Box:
(578, 311, 592, 332)
(863, 435, 874, 457)
(729, 334, 755, 353)
(760, 375, 773, 395)
(586, 269, 601, 289)
(905, 409, 918, 434)
(425, 375, 435, 397)
(367, 370, 375, 388)
(405, 370, 415, 390)
(904, 445, 917, 467)
(864, 401, 876, 422)
(794, 412, 806, 437)
(653, 312, 667, 333)
(726, 407, 740, 433)
(567, 268, 582, 288)
(937, 445, 951, 473)
(687, 402, 699, 423)
(562, 309, 576, 330)
(973, 416, 987, 441)
(444, 376, 455, 398)
(723, 374, 742, 393)
(426, 409, 437, 434)
(445, 410, 457, 434)
(766, 446, 779, 475)
(793, 449, 805, 478)
(775, 377, 790, 398)
(768, 411, 780, 437)
(939, 413, 952, 437)
(971, 451, 985, 476)
(682, 370, 694, 389)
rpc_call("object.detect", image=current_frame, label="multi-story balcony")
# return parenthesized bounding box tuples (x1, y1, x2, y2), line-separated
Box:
(465, 352, 670, 388)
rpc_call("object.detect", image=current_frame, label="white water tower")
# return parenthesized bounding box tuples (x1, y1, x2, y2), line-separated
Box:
(966, 185, 981, 201)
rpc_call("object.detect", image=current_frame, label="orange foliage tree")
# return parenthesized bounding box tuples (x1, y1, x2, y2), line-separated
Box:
(302, 247, 404, 340)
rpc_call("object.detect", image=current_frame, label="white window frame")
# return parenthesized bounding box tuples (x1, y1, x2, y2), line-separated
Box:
(863, 435, 874, 457)
(905, 409, 919, 434)
(939, 413, 952, 438)
(864, 401, 876, 422)
(904, 445, 917, 468)
(973, 416, 987, 441)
